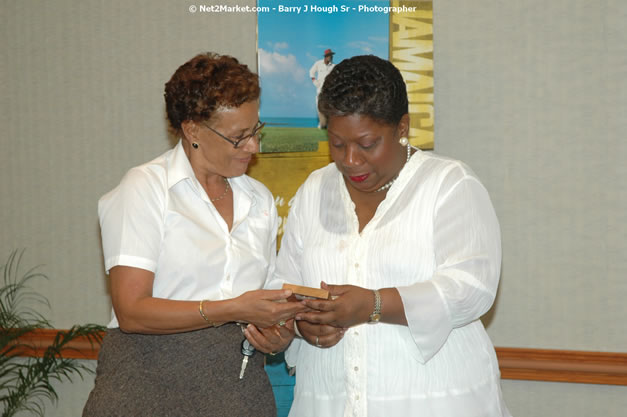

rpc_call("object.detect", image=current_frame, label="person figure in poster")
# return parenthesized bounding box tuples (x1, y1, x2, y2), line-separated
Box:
(309, 48, 335, 129)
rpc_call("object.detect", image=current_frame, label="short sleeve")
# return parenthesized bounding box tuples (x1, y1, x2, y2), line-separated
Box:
(98, 167, 166, 273)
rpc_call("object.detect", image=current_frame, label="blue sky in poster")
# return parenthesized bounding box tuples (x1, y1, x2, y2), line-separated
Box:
(258, 0, 389, 119)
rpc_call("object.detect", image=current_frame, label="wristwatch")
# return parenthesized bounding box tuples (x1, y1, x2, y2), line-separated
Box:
(368, 289, 381, 324)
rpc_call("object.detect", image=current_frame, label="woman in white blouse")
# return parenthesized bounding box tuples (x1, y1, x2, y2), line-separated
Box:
(270, 55, 512, 416)
(83, 53, 304, 417)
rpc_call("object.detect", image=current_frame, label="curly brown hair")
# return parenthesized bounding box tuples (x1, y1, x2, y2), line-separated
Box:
(164, 53, 260, 134)
(318, 55, 408, 126)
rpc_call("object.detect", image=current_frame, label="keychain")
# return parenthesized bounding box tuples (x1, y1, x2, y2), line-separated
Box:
(239, 338, 255, 379)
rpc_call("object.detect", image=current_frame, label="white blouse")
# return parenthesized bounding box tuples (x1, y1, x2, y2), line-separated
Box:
(99, 141, 278, 328)
(269, 149, 511, 417)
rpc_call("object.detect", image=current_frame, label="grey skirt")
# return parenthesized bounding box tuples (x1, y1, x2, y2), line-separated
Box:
(82, 324, 276, 417)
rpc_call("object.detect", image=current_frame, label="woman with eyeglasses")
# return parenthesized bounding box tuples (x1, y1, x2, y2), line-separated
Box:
(83, 53, 305, 417)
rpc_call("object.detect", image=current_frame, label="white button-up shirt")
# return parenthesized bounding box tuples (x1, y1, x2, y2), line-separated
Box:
(99, 141, 278, 328)
(309, 59, 335, 93)
(269, 150, 511, 417)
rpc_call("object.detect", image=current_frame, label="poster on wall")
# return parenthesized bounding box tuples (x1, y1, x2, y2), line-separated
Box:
(256, 0, 433, 152)
(389, 0, 433, 149)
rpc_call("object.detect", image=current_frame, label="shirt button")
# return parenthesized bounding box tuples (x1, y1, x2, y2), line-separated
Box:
(354, 263, 359, 268)
(354, 331, 359, 336)
(226, 275, 231, 281)
(354, 366, 359, 372)
(355, 394, 360, 401)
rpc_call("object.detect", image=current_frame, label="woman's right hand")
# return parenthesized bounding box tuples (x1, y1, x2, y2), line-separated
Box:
(234, 289, 306, 328)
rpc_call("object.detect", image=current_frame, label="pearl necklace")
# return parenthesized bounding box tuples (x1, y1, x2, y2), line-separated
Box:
(210, 178, 230, 202)
(375, 144, 412, 193)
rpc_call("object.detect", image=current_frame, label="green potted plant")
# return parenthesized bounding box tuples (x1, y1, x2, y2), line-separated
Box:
(0, 250, 105, 417)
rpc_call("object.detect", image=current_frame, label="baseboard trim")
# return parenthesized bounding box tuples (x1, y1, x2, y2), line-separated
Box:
(496, 347, 627, 385)
(7, 329, 627, 385)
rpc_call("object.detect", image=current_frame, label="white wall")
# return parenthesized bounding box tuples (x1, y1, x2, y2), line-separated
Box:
(434, 0, 627, 350)
(1, 1, 625, 416)
(433, 1, 627, 415)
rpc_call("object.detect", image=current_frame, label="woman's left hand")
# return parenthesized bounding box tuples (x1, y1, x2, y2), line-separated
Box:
(296, 283, 372, 328)
(244, 319, 296, 354)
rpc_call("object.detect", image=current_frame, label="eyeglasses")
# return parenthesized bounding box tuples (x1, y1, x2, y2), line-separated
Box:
(202, 120, 265, 149)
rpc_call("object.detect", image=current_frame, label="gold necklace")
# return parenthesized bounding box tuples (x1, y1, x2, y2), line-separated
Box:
(210, 178, 230, 202)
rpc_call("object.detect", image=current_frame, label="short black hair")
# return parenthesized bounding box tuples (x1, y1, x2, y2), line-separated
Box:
(318, 55, 408, 126)
(164, 52, 260, 136)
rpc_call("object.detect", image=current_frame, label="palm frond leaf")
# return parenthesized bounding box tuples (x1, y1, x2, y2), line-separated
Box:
(0, 250, 106, 417)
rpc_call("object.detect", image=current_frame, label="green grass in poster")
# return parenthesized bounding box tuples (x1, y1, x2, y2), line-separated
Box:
(260, 127, 328, 153)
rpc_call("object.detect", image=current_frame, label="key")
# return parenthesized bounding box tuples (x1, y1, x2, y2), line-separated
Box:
(239, 339, 255, 380)
(239, 356, 248, 380)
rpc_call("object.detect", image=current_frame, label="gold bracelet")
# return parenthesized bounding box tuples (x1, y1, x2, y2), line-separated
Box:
(199, 299, 217, 327)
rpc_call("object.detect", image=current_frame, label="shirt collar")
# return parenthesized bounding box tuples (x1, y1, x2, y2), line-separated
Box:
(231, 177, 257, 230)
(166, 139, 259, 213)
(167, 140, 196, 190)
(337, 148, 424, 197)
(336, 147, 425, 233)
(231, 175, 257, 207)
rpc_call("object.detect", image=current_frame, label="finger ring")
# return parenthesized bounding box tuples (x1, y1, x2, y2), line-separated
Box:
(278, 320, 286, 327)
(315, 336, 322, 347)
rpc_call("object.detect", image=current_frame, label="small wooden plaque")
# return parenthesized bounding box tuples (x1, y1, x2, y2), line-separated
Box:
(282, 283, 329, 300)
